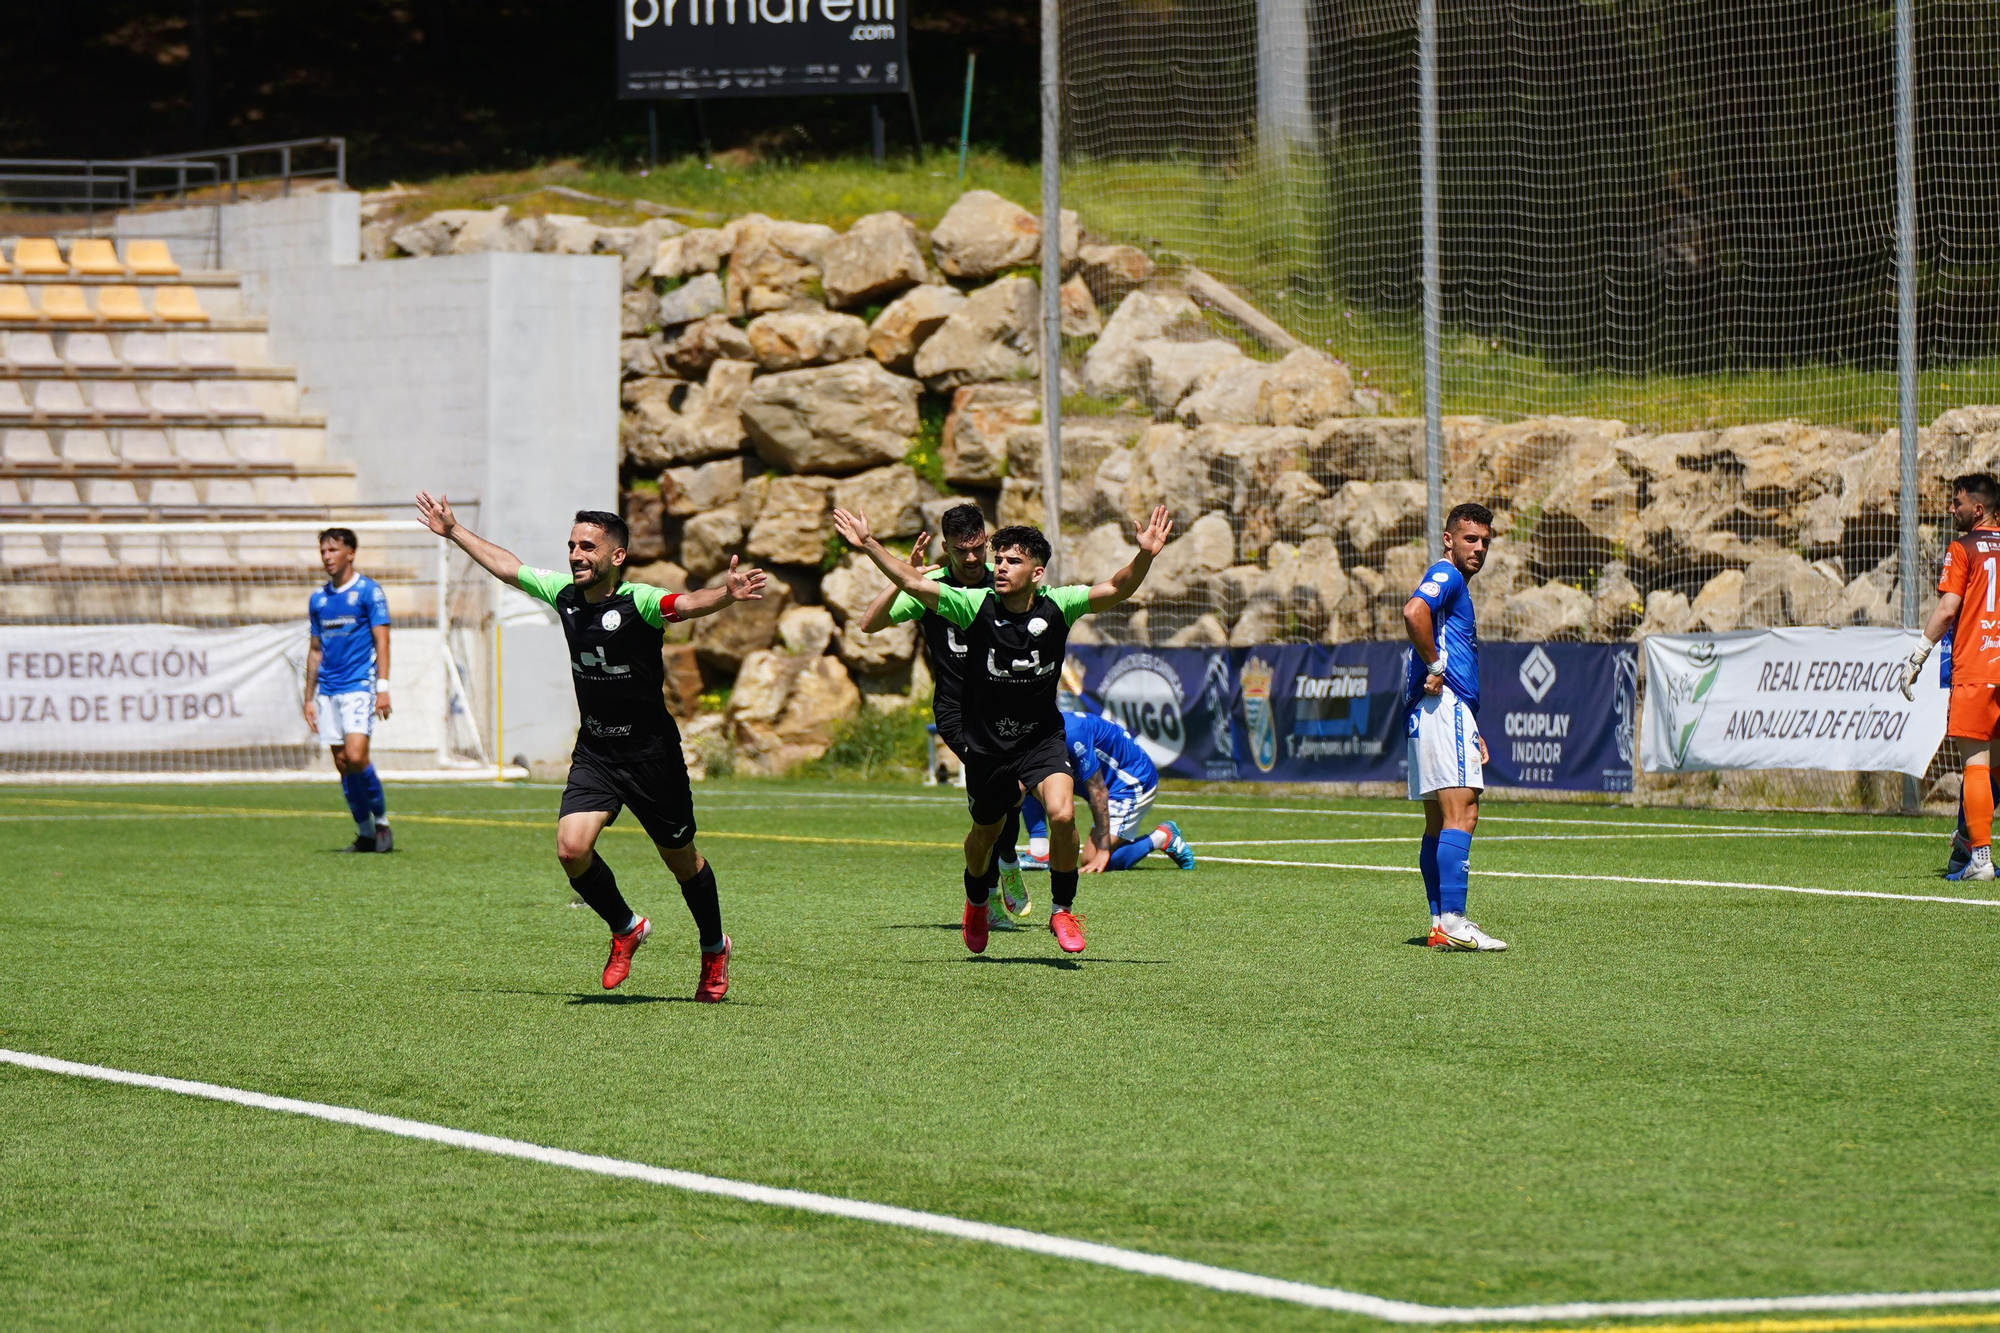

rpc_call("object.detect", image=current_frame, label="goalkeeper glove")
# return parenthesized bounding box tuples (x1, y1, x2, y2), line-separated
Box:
(1899, 640, 1934, 701)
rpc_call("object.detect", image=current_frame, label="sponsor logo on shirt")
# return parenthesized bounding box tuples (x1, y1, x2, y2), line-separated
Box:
(1420, 580, 1442, 596)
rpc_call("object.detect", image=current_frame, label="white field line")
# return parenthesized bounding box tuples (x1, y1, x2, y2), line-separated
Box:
(6, 1047, 1997, 1325)
(1200, 856, 2000, 907)
(1160, 802, 1944, 836)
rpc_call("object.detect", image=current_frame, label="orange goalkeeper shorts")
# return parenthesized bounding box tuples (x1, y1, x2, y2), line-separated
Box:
(1948, 683, 2000, 742)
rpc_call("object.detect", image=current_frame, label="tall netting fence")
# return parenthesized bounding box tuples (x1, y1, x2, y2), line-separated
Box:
(1049, 0, 2000, 810)
(0, 521, 490, 778)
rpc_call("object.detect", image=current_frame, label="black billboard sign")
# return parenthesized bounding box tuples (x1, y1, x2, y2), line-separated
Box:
(618, 0, 909, 99)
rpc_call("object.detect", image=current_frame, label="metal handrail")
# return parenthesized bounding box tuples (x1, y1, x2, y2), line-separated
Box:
(130, 137, 346, 202)
(0, 158, 223, 215)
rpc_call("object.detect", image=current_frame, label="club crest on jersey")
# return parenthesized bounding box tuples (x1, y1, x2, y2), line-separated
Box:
(601, 609, 622, 631)
(1027, 616, 1048, 636)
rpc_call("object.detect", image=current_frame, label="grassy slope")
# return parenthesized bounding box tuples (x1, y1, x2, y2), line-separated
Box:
(368, 154, 2000, 435)
(1, 782, 1994, 1331)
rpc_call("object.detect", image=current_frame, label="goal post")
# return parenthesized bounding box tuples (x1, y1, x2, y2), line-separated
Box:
(0, 520, 494, 781)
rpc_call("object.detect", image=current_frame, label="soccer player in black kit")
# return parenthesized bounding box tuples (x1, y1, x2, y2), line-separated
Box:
(857, 503, 1032, 930)
(833, 503, 1174, 956)
(415, 491, 768, 1001)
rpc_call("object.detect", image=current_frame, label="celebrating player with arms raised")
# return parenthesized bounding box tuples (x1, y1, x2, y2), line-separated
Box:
(416, 492, 767, 999)
(834, 504, 1173, 956)
(1403, 501, 1506, 952)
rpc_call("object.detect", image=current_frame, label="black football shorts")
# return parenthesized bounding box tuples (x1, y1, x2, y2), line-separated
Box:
(962, 731, 1075, 827)
(559, 746, 697, 849)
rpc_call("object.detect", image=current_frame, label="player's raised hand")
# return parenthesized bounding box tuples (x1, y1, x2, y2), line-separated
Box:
(1134, 504, 1174, 556)
(831, 507, 872, 549)
(907, 531, 940, 572)
(724, 554, 768, 603)
(414, 490, 456, 538)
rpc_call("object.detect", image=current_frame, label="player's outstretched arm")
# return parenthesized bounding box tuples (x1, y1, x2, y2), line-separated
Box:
(833, 509, 942, 611)
(414, 490, 527, 589)
(859, 532, 935, 632)
(1087, 505, 1174, 612)
(674, 555, 769, 621)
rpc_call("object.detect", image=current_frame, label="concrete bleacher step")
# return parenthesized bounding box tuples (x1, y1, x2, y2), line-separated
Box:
(3, 328, 272, 369)
(1, 424, 333, 466)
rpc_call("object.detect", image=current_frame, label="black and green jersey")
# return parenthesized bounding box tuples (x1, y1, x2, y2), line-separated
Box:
(517, 567, 684, 756)
(886, 564, 992, 739)
(932, 582, 1093, 755)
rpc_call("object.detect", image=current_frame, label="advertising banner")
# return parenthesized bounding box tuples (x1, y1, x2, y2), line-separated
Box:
(0, 625, 305, 752)
(1641, 627, 1945, 778)
(1066, 643, 1637, 792)
(618, 0, 909, 99)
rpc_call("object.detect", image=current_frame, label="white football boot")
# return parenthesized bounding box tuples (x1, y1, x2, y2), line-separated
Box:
(1438, 913, 1508, 952)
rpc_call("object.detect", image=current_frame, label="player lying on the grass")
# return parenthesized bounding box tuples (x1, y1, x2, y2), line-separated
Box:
(1019, 709, 1193, 873)
(303, 527, 394, 854)
(415, 491, 767, 999)
(833, 504, 1174, 955)
(1902, 471, 2000, 882)
(1402, 501, 1506, 952)
(857, 503, 1034, 931)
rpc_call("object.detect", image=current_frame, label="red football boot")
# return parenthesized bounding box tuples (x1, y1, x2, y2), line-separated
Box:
(1049, 908, 1086, 954)
(962, 900, 989, 954)
(601, 916, 650, 989)
(695, 935, 731, 1003)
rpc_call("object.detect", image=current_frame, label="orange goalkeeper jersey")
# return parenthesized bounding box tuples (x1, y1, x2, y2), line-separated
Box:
(1940, 526, 2000, 686)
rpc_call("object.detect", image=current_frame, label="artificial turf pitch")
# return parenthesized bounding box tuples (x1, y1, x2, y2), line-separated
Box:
(2, 781, 1996, 1332)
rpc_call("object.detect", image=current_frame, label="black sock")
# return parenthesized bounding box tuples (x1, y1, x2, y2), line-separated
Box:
(571, 854, 636, 933)
(964, 867, 990, 905)
(997, 807, 1021, 863)
(678, 861, 725, 952)
(1051, 869, 1078, 911)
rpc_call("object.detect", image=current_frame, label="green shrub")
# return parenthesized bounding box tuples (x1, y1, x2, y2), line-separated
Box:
(796, 703, 933, 782)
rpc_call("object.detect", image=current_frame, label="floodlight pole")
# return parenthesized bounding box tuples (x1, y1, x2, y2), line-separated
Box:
(1040, 0, 1064, 578)
(1896, 0, 1920, 811)
(1419, 0, 1443, 556)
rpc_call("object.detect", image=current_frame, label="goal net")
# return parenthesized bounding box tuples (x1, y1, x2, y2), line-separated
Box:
(0, 520, 491, 780)
(1054, 0, 1999, 809)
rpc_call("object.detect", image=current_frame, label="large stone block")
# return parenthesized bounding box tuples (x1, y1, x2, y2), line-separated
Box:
(661, 456, 747, 518)
(693, 571, 792, 671)
(662, 314, 755, 379)
(680, 509, 745, 581)
(821, 211, 928, 308)
(740, 360, 921, 475)
(621, 358, 753, 467)
(940, 383, 1035, 488)
(820, 551, 893, 624)
(1080, 290, 1202, 398)
(866, 284, 966, 373)
(1326, 479, 1426, 562)
(1136, 339, 1249, 414)
(912, 276, 1040, 389)
(657, 272, 725, 327)
(1498, 580, 1592, 640)
(745, 309, 869, 371)
(1076, 244, 1155, 305)
(653, 224, 737, 279)
(746, 475, 837, 565)
(725, 214, 837, 317)
(833, 463, 924, 538)
(836, 620, 917, 676)
(929, 190, 1073, 279)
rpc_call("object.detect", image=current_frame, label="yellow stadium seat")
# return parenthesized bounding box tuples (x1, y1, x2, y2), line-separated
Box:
(11, 238, 66, 275)
(37, 285, 93, 320)
(0, 286, 35, 320)
(69, 238, 125, 276)
(95, 285, 151, 321)
(153, 285, 207, 322)
(125, 240, 180, 276)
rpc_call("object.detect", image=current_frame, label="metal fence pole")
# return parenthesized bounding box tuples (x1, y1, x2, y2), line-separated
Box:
(1040, 0, 1064, 578)
(1419, 0, 1443, 555)
(1896, 0, 1920, 811)
(334, 137, 346, 188)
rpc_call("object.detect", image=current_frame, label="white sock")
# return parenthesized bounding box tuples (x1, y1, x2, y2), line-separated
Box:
(355, 813, 376, 838)
(1150, 827, 1169, 849)
(1976, 846, 1993, 867)
(1432, 914, 1441, 927)
(1029, 837, 1050, 859)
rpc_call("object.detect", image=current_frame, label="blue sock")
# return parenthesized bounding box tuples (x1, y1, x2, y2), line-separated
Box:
(362, 765, 386, 820)
(1420, 835, 1441, 917)
(1108, 839, 1153, 871)
(1438, 829, 1473, 917)
(339, 771, 375, 837)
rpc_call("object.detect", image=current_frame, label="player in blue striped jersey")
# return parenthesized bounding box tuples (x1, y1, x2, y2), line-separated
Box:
(1402, 502, 1506, 951)
(1020, 711, 1193, 873)
(304, 527, 394, 853)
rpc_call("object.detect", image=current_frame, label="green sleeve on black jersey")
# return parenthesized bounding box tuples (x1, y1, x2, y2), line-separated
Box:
(623, 583, 674, 629)
(1048, 585, 1093, 625)
(516, 567, 570, 605)
(932, 583, 987, 629)
(887, 567, 950, 625)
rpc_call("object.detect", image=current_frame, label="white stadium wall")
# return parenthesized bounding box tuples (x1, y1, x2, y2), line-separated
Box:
(117, 195, 622, 768)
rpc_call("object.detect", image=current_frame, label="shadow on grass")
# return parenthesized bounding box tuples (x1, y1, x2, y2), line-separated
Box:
(903, 957, 1170, 969)
(482, 988, 700, 1006)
